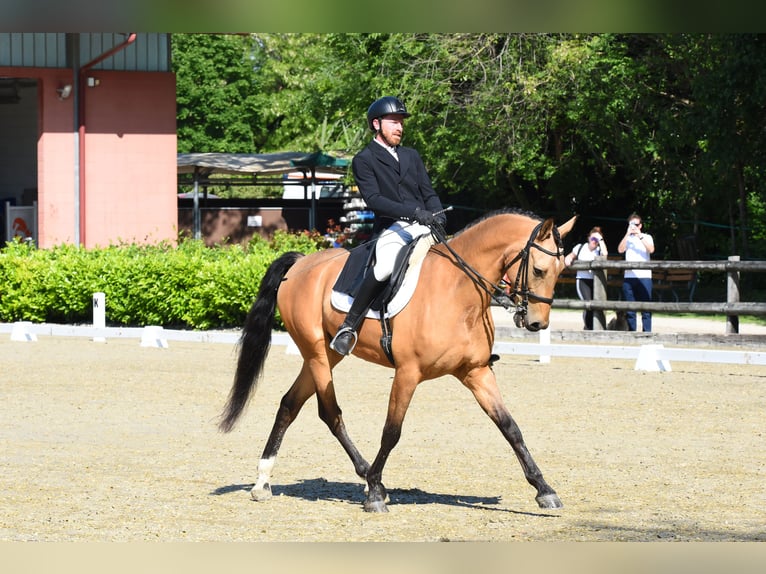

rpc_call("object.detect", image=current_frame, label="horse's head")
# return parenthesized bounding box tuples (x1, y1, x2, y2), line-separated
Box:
(508, 215, 576, 331)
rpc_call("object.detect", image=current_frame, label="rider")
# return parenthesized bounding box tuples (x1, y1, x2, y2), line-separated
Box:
(329, 96, 447, 355)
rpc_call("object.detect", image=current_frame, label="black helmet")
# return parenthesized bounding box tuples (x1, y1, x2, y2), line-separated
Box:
(367, 96, 410, 131)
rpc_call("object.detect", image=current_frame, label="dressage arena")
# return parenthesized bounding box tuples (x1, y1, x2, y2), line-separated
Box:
(1, 319, 765, 543)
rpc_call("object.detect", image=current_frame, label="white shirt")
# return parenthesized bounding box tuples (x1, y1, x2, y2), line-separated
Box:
(570, 243, 603, 280)
(374, 138, 398, 161)
(624, 234, 653, 279)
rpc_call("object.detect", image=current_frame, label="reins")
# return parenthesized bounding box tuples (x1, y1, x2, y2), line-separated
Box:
(429, 225, 510, 307)
(431, 220, 563, 318)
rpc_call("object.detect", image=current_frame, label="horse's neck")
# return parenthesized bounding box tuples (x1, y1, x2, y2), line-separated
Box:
(447, 214, 527, 282)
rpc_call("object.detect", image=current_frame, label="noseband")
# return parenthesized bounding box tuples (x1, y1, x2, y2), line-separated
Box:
(501, 221, 564, 323)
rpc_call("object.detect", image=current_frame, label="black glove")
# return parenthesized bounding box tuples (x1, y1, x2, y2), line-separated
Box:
(413, 207, 436, 226)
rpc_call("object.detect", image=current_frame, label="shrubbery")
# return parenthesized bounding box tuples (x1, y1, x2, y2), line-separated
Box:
(0, 231, 326, 330)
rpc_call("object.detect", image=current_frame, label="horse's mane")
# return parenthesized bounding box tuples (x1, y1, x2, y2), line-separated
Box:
(451, 207, 543, 239)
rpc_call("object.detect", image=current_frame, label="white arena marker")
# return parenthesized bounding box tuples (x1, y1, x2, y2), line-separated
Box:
(538, 327, 551, 363)
(140, 326, 169, 348)
(285, 337, 301, 355)
(10, 321, 37, 342)
(92, 292, 106, 343)
(634, 344, 672, 372)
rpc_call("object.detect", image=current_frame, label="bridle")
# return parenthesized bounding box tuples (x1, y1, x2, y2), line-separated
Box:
(500, 221, 564, 326)
(431, 220, 564, 325)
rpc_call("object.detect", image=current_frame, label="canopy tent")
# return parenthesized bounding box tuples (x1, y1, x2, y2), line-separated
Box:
(177, 151, 350, 177)
(177, 151, 351, 237)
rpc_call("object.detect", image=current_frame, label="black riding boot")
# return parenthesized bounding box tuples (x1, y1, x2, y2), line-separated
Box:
(330, 273, 387, 356)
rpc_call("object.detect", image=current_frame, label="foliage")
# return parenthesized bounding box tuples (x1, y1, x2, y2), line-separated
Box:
(0, 234, 320, 330)
(172, 33, 766, 261)
(172, 34, 268, 153)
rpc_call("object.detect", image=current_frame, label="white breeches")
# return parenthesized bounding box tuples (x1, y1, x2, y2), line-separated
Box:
(372, 220, 432, 281)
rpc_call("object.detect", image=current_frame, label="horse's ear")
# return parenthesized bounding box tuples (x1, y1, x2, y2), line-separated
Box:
(557, 215, 577, 239)
(537, 218, 556, 241)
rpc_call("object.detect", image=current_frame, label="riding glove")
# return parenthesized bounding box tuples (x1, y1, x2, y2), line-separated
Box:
(413, 207, 436, 226)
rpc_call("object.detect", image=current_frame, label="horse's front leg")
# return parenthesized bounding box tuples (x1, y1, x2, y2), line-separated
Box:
(363, 372, 418, 512)
(313, 361, 370, 481)
(463, 365, 562, 509)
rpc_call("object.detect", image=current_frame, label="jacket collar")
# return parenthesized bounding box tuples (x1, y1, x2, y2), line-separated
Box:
(370, 139, 407, 174)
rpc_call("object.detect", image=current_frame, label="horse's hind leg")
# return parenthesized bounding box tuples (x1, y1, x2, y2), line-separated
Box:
(463, 366, 562, 509)
(251, 361, 317, 501)
(252, 357, 370, 502)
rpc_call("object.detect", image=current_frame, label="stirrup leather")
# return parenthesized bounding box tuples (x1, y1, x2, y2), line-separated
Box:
(330, 326, 358, 356)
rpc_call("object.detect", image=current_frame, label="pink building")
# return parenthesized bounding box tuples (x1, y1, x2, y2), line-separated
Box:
(0, 33, 177, 248)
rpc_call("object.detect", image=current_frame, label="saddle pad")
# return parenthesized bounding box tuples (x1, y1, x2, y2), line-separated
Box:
(330, 234, 435, 319)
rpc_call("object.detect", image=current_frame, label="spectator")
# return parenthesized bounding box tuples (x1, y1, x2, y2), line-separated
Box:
(564, 226, 608, 329)
(617, 213, 655, 332)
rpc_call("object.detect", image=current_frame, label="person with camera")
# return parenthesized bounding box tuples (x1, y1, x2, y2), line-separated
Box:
(617, 213, 655, 332)
(565, 226, 608, 329)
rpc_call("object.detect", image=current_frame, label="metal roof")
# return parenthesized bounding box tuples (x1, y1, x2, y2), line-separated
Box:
(0, 33, 170, 71)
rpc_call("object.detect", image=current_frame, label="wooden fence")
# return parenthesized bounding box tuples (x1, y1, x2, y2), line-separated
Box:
(557, 256, 766, 333)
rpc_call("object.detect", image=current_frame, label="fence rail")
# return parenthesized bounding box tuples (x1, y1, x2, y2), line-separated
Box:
(559, 255, 766, 333)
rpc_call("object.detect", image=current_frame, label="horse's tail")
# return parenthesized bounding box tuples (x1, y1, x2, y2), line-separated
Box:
(218, 251, 304, 433)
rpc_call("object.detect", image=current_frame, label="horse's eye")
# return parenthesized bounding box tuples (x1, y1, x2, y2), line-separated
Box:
(533, 267, 544, 278)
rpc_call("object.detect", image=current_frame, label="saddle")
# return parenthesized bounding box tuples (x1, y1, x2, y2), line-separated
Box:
(331, 234, 436, 364)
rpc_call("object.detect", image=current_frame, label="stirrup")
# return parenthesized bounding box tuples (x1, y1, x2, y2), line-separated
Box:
(330, 326, 358, 356)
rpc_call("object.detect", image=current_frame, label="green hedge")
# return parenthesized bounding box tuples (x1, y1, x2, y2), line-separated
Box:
(0, 231, 325, 330)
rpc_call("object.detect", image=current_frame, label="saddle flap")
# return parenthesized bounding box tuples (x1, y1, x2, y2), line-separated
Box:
(371, 234, 434, 311)
(330, 233, 436, 319)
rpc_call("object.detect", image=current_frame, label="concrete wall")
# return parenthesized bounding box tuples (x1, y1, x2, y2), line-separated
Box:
(0, 66, 177, 248)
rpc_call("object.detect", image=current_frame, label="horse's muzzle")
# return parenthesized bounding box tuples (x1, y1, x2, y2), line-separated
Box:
(516, 311, 547, 332)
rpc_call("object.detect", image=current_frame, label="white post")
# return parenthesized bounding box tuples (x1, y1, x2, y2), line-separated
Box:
(92, 292, 106, 343)
(538, 327, 551, 364)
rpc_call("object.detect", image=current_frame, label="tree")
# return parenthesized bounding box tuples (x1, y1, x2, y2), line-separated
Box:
(171, 33, 766, 260)
(687, 34, 766, 258)
(173, 34, 266, 153)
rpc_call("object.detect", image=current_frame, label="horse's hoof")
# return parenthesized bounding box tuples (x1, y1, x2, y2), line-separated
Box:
(363, 499, 389, 513)
(536, 493, 563, 509)
(250, 483, 272, 502)
(362, 487, 390, 504)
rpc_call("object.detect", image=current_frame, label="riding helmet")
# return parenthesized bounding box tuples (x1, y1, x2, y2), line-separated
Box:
(367, 96, 410, 131)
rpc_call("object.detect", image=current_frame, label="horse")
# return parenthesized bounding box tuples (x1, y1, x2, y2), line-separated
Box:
(219, 208, 576, 512)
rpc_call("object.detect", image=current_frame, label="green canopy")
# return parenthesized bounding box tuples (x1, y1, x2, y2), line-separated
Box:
(177, 151, 349, 177)
(177, 151, 351, 238)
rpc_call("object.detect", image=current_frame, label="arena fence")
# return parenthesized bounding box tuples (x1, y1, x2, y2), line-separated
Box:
(559, 256, 766, 333)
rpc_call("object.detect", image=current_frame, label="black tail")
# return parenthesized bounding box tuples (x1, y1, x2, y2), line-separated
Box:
(218, 251, 304, 433)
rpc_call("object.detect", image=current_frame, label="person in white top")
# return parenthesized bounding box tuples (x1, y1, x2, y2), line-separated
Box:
(617, 213, 655, 331)
(565, 226, 608, 329)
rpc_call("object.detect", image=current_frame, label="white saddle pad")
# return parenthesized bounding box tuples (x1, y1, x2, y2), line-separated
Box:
(330, 234, 435, 320)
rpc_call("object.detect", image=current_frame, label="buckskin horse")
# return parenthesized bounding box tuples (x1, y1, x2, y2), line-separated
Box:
(219, 208, 576, 512)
